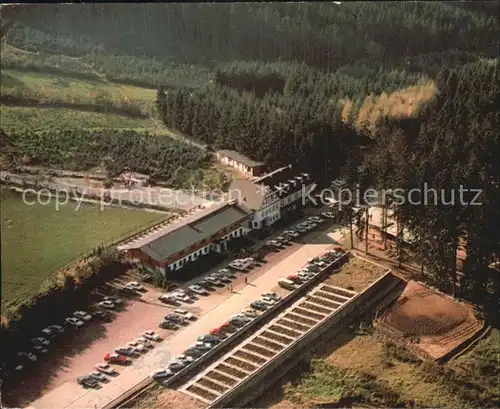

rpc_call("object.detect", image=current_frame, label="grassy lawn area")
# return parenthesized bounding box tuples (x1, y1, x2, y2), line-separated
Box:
(1, 68, 156, 115)
(0, 106, 156, 132)
(1, 189, 167, 308)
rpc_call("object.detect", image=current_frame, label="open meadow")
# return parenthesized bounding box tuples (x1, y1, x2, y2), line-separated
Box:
(1, 189, 167, 308)
(0, 105, 156, 131)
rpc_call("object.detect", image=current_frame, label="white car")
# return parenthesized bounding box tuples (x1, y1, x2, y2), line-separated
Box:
(31, 337, 50, 346)
(321, 211, 336, 219)
(261, 297, 277, 306)
(151, 368, 173, 380)
(218, 268, 235, 277)
(98, 300, 115, 309)
(308, 216, 324, 223)
(65, 317, 84, 327)
(126, 281, 145, 291)
(73, 311, 92, 322)
(41, 328, 54, 337)
(142, 330, 161, 342)
(89, 372, 107, 382)
(95, 363, 116, 375)
(174, 309, 195, 320)
(32, 345, 49, 354)
(173, 292, 191, 302)
(176, 354, 195, 363)
(283, 230, 300, 238)
(128, 340, 145, 352)
(189, 285, 209, 296)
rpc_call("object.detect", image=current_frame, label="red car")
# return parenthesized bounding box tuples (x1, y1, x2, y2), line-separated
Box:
(104, 353, 129, 364)
(287, 274, 302, 283)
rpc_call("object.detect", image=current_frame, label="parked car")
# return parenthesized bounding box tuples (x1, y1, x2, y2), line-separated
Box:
(197, 334, 223, 344)
(218, 268, 235, 278)
(18, 352, 37, 362)
(41, 328, 54, 338)
(184, 347, 205, 358)
(278, 278, 297, 291)
(158, 294, 179, 305)
(159, 321, 178, 330)
(134, 337, 152, 348)
(205, 275, 222, 286)
(174, 292, 192, 303)
(283, 229, 300, 238)
(48, 324, 64, 333)
(93, 310, 112, 321)
(151, 368, 174, 380)
(95, 363, 117, 375)
(104, 353, 130, 364)
(228, 318, 246, 328)
(125, 281, 145, 291)
(193, 341, 214, 351)
(228, 260, 246, 270)
(212, 272, 231, 283)
(32, 345, 49, 354)
(176, 353, 195, 364)
(240, 308, 260, 318)
(174, 309, 196, 320)
(276, 236, 290, 244)
(77, 375, 98, 388)
(321, 211, 337, 219)
(128, 340, 145, 352)
(262, 292, 281, 302)
(73, 311, 92, 322)
(165, 313, 186, 324)
(142, 330, 161, 342)
(250, 300, 269, 311)
(31, 337, 50, 346)
(103, 296, 123, 305)
(167, 360, 187, 371)
(119, 286, 137, 295)
(188, 285, 209, 296)
(261, 297, 277, 306)
(115, 347, 137, 357)
(89, 371, 107, 382)
(308, 216, 324, 223)
(98, 300, 115, 309)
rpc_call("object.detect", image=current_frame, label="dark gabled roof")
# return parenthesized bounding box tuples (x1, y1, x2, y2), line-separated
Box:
(122, 202, 250, 261)
(217, 150, 265, 168)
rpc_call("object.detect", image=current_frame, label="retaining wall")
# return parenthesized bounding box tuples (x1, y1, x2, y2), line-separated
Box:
(210, 270, 402, 408)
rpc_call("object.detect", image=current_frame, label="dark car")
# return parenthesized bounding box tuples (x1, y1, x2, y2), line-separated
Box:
(77, 375, 98, 388)
(93, 310, 112, 321)
(159, 321, 178, 330)
(184, 347, 205, 358)
(250, 300, 268, 311)
(197, 279, 213, 290)
(164, 314, 186, 324)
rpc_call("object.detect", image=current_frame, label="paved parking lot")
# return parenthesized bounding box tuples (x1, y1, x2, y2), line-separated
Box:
(20, 219, 348, 409)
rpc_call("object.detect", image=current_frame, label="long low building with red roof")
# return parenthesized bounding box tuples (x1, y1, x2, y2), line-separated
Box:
(118, 200, 251, 275)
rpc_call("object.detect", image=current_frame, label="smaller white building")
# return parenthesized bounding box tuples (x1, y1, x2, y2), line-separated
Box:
(216, 150, 266, 177)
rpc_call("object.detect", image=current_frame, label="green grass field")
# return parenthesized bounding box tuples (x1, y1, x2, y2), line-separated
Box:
(1, 189, 167, 308)
(1, 68, 156, 115)
(0, 106, 156, 131)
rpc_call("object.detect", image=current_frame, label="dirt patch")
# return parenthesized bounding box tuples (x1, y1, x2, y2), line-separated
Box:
(187, 384, 219, 402)
(226, 356, 259, 372)
(206, 370, 238, 386)
(198, 377, 229, 394)
(253, 336, 285, 352)
(234, 350, 267, 365)
(261, 330, 294, 345)
(325, 257, 387, 292)
(134, 387, 205, 409)
(276, 319, 310, 333)
(377, 281, 483, 359)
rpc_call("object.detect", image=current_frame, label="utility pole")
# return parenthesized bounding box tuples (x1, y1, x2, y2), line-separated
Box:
(365, 206, 369, 254)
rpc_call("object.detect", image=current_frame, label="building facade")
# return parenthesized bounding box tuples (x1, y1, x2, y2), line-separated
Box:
(216, 150, 266, 177)
(118, 201, 251, 275)
(229, 165, 317, 229)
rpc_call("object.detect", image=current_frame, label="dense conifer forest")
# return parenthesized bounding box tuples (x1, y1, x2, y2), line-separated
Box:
(0, 1, 499, 314)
